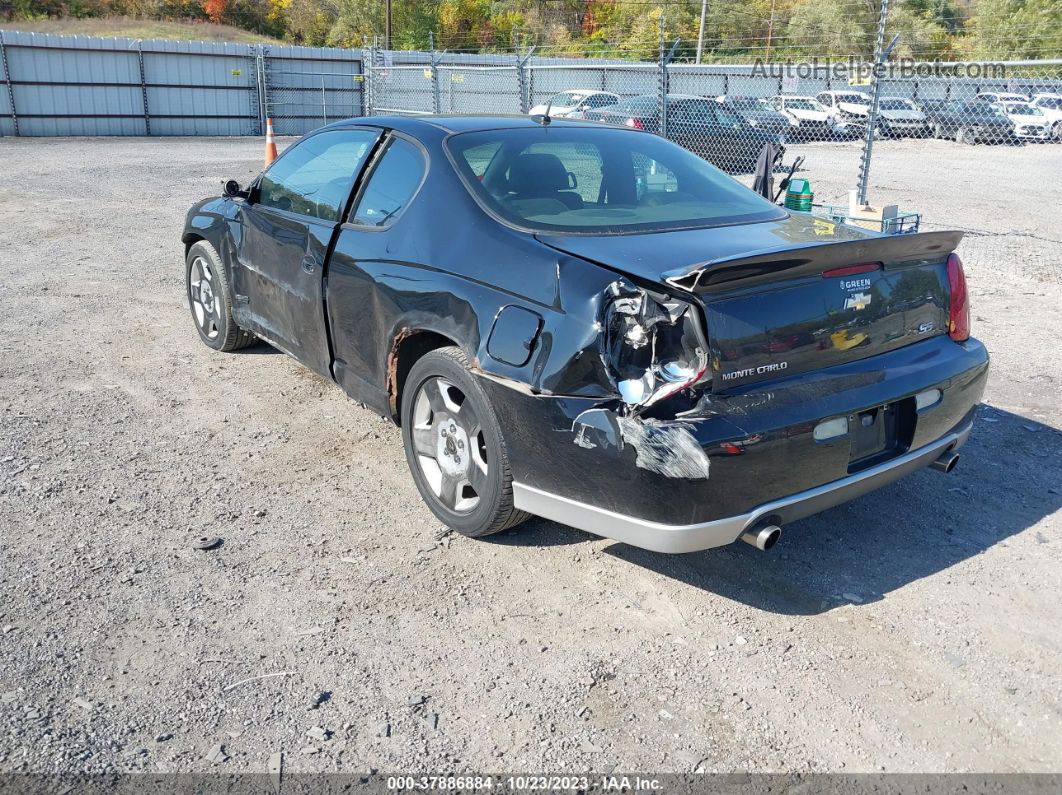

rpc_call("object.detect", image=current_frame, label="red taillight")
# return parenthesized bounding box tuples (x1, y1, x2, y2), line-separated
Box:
(625, 117, 645, 130)
(822, 262, 880, 278)
(946, 252, 970, 342)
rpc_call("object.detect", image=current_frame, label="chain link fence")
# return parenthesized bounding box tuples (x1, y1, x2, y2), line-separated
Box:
(2, 29, 1059, 281)
(359, 52, 1061, 282)
(261, 45, 363, 136)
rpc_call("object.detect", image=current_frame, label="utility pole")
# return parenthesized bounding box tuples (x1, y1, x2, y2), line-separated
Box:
(385, 0, 392, 50)
(855, 0, 899, 205)
(695, 0, 707, 64)
(765, 0, 776, 62)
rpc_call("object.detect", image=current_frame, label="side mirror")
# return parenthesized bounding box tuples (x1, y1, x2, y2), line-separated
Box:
(223, 179, 248, 199)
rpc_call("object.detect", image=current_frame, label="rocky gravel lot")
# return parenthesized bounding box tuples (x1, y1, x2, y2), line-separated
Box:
(0, 136, 1060, 777)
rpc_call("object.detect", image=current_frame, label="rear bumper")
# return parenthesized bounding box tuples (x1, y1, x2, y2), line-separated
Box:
(483, 335, 989, 551)
(513, 421, 971, 553)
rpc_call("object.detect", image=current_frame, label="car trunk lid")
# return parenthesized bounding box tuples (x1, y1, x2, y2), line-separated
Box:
(537, 214, 962, 389)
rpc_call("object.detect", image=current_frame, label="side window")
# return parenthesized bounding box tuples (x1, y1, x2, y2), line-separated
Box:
(676, 101, 716, 123)
(351, 138, 425, 227)
(257, 129, 377, 221)
(587, 94, 615, 109)
(713, 104, 743, 127)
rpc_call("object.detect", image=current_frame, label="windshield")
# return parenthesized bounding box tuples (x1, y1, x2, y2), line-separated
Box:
(785, 98, 820, 110)
(879, 99, 914, 110)
(731, 98, 770, 110)
(960, 102, 1003, 116)
(1005, 104, 1041, 115)
(615, 97, 657, 114)
(550, 93, 580, 108)
(835, 94, 869, 104)
(446, 127, 785, 234)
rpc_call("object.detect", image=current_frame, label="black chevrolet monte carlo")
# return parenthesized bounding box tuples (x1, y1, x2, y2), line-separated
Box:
(182, 115, 989, 553)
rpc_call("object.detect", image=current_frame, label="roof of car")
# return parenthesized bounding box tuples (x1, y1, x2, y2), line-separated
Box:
(320, 114, 599, 135)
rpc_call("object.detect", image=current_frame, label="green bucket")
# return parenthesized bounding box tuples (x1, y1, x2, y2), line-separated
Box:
(785, 178, 814, 212)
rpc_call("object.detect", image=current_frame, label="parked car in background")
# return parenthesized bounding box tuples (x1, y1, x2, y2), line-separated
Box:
(975, 91, 1029, 105)
(875, 97, 931, 137)
(993, 101, 1051, 141)
(767, 95, 854, 140)
(1030, 93, 1062, 139)
(584, 94, 783, 172)
(182, 114, 987, 554)
(816, 90, 873, 131)
(528, 90, 620, 119)
(715, 95, 791, 136)
(921, 99, 1015, 144)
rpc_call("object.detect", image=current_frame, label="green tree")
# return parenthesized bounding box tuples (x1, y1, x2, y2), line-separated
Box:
(968, 0, 1062, 59)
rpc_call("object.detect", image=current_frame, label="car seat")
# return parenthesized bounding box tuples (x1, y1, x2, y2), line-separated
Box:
(505, 153, 584, 210)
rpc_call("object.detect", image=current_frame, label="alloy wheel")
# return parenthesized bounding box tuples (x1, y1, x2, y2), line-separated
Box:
(189, 256, 220, 340)
(410, 377, 489, 514)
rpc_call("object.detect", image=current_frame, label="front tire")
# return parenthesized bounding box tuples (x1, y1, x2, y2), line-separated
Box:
(185, 240, 256, 352)
(401, 347, 529, 538)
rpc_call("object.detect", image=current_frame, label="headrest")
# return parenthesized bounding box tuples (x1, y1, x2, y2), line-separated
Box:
(508, 153, 571, 195)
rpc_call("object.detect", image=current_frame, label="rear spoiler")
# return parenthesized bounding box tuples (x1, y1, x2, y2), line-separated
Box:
(664, 230, 964, 293)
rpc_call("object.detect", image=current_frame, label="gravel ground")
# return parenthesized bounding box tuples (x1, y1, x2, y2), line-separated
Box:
(0, 136, 1060, 776)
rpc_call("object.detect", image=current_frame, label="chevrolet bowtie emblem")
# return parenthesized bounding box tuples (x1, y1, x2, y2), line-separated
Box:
(844, 291, 872, 310)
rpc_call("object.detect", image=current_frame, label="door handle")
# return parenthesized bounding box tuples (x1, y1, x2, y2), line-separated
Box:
(301, 256, 318, 274)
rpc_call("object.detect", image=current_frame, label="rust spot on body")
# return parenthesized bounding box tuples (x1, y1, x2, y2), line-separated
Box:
(387, 327, 416, 416)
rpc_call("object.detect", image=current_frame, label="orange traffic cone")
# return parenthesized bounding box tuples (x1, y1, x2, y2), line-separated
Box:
(264, 118, 278, 167)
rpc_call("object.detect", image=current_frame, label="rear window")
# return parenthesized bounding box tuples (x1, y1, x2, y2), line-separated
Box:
(445, 126, 784, 234)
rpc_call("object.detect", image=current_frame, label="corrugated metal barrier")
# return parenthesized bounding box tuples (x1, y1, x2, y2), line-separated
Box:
(0, 30, 364, 137)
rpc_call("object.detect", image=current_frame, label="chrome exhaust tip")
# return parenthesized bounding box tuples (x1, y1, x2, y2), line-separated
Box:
(741, 524, 781, 551)
(930, 450, 959, 473)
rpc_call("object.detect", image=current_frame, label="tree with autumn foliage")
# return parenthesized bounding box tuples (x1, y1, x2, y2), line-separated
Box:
(4, 0, 1060, 60)
(202, 0, 226, 24)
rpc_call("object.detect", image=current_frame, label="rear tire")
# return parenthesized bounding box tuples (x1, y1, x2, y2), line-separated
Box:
(401, 346, 529, 538)
(185, 240, 256, 352)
